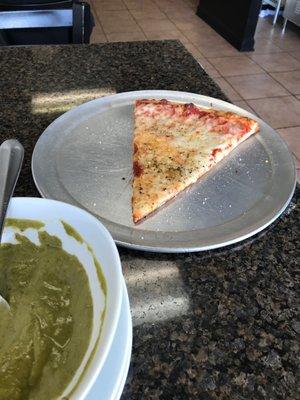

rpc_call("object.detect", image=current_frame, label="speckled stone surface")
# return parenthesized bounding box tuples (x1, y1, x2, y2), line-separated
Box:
(120, 195, 299, 400)
(0, 41, 299, 400)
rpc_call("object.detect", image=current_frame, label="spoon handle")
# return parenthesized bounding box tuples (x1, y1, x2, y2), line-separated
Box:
(0, 140, 24, 240)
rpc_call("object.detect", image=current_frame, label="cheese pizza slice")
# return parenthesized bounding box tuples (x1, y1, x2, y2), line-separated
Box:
(132, 99, 259, 223)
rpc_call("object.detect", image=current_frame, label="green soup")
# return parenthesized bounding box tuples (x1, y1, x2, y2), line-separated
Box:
(0, 222, 94, 400)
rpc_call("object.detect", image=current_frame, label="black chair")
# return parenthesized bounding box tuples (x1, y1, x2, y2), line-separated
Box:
(0, 0, 94, 45)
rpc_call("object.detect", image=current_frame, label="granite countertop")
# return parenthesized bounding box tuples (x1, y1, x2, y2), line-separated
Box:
(0, 41, 298, 400)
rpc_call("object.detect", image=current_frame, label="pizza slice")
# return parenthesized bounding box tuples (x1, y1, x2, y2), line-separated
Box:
(132, 99, 259, 223)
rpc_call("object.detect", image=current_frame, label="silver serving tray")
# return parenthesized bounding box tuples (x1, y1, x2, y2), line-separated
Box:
(32, 90, 296, 252)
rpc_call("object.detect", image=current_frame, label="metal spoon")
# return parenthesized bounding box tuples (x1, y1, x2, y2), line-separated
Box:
(0, 139, 24, 311)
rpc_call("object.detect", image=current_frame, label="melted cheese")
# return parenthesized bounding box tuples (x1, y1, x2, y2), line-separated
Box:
(132, 100, 259, 222)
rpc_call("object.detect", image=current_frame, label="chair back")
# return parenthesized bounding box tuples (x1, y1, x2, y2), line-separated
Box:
(0, 0, 93, 45)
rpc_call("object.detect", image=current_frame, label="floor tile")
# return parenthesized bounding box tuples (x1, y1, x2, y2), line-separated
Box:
(255, 25, 284, 40)
(226, 73, 289, 100)
(92, 0, 126, 11)
(165, 7, 197, 19)
(270, 70, 300, 95)
(183, 42, 204, 58)
(251, 38, 283, 54)
(183, 44, 220, 77)
(247, 96, 300, 129)
(90, 22, 105, 35)
(232, 100, 256, 115)
(137, 18, 176, 32)
(130, 8, 167, 20)
(254, 19, 300, 40)
(167, 12, 207, 23)
(277, 127, 300, 159)
(254, 16, 293, 40)
(197, 59, 221, 78)
(101, 19, 141, 33)
(202, 60, 221, 79)
(247, 52, 300, 72)
(123, 0, 158, 10)
(106, 31, 147, 42)
(183, 30, 221, 44)
(207, 55, 264, 77)
(90, 24, 106, 43)
(145, 29, 189, 43)
(174, 19, 216, 34)
(273, 35, 300, 52)
(97, 10, 141, 33)
(89, 0, 97, 12)
(289, 51, 300, 61)
(183, 45, 220, 77)
(188, 0, 199, 11)
(255, 16, 274, 33)
(90, 33, 107, 43)
(184, 43, 221, 78)
(97, 9, 135, 21)
(214, 77, 242, 101)
(186, 32, 240, 57)
(154, 0, 191, 13)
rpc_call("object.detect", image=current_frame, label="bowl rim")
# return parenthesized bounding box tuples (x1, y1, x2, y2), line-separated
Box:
(6, 197, 124, 400)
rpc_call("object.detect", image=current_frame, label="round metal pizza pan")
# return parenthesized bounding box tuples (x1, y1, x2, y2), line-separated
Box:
(32, 90, 296, 252)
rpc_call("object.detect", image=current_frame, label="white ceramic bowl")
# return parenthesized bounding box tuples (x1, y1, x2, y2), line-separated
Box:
(3, 197, 123, 400)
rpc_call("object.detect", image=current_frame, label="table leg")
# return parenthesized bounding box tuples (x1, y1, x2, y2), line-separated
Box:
(282, 17, 288, 33)
(273, 0, 281, 25)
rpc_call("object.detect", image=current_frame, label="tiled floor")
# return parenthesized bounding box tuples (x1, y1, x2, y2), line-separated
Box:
(89, 0, 300, 178)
